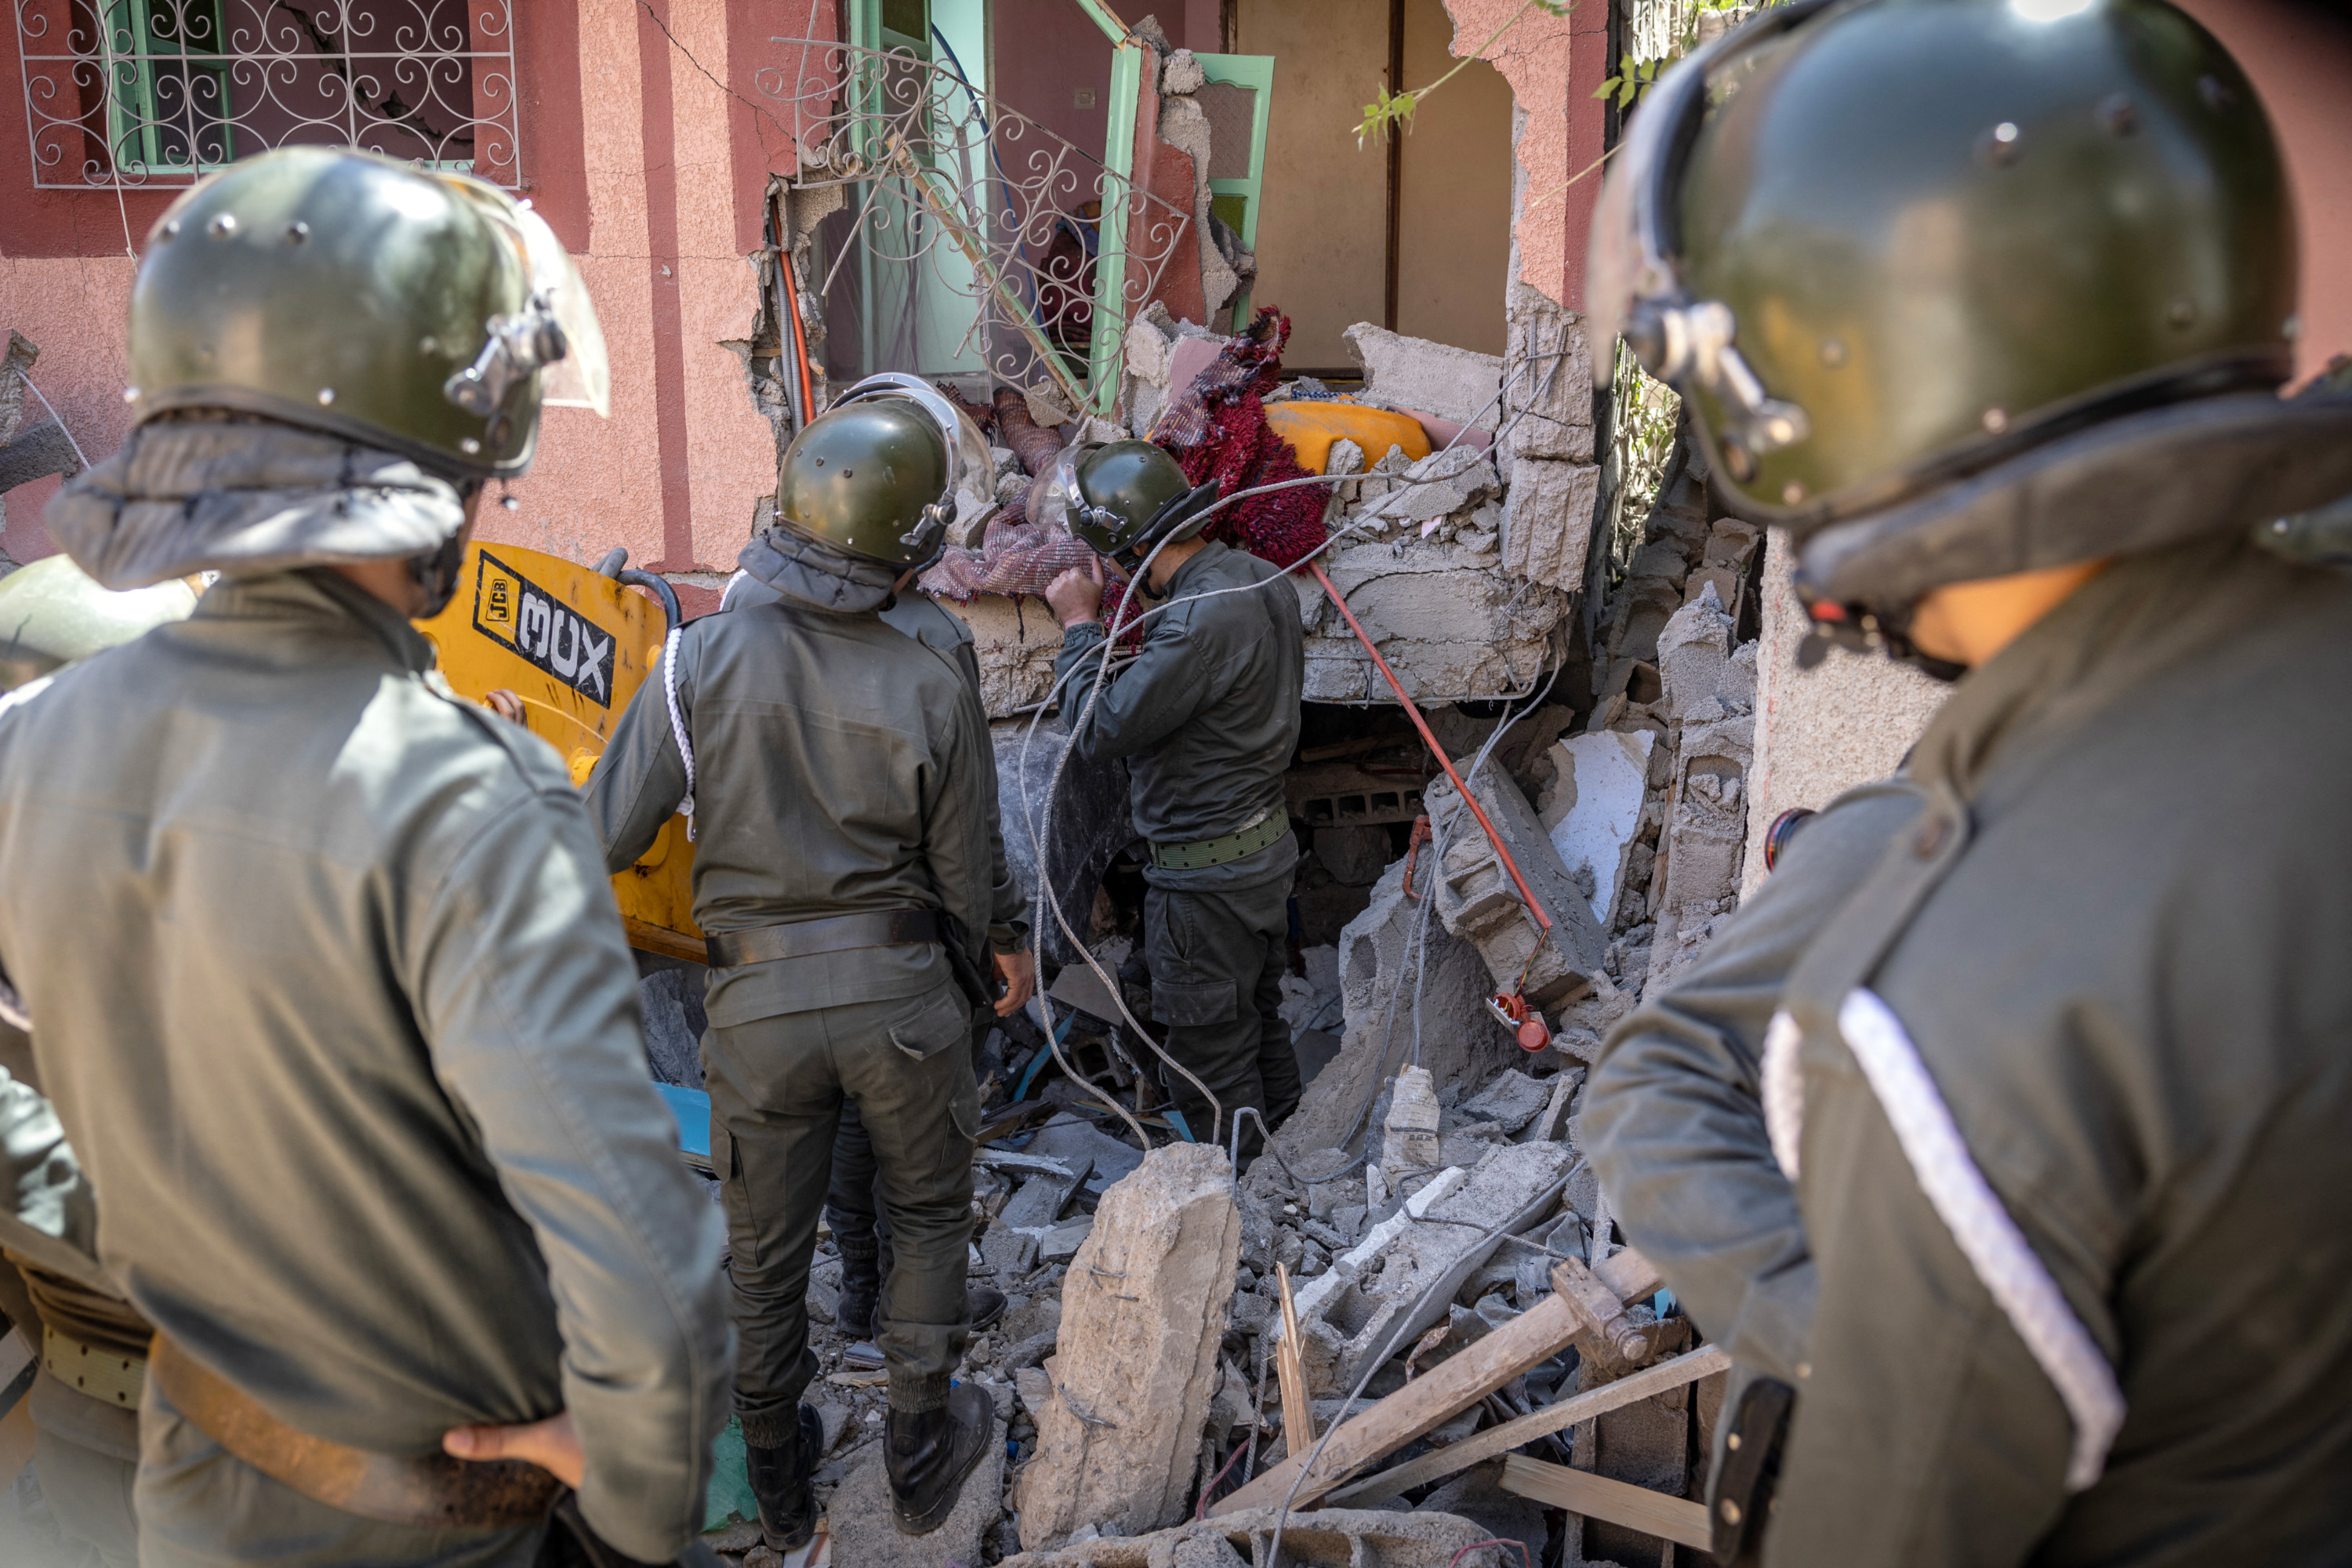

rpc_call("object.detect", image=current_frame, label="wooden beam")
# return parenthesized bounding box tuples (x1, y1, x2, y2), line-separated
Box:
(1500, 1454, 1713, 1552)
(1326, 1343, 1730, 1505)
(1211, 1247, 1660, 1517)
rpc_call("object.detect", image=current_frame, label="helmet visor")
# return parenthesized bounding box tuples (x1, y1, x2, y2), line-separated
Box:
(514, 206, 610, 416)
(836, 373, 987, 504)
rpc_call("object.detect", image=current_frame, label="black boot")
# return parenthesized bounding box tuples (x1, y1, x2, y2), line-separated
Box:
(884, 1382, 993, 1536)
(744, 1404, 823, 1551)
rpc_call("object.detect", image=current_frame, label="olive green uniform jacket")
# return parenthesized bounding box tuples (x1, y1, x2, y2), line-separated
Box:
(1050, 541, 1305, 893)
(719, 569, 1027, 956)
(1585, 538, 2352, 1566)
(584, 587, 1000, 1022)
(0, 570, 732, 1564)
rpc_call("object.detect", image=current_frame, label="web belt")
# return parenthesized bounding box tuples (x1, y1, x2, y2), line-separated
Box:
(1148, 809, 1290, 872)
(147, 1334, 563, 1530)
(42, 1324, 144, 1410)
(703, 909, 942, 970)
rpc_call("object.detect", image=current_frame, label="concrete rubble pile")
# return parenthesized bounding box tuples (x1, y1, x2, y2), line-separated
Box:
(648, 309, 1766, 1563)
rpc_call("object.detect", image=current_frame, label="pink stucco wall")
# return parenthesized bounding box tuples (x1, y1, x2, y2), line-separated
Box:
(0, 0, 781, 583)
(1436, 0, 1599, 312)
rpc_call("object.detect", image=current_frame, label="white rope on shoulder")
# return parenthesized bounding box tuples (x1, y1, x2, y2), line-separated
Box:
(1761, 1008, 1806, 1181)
(661, 626, 696, 841)
(1832, 987, 2127, 1491)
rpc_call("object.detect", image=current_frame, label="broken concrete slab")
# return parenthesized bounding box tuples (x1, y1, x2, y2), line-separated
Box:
(1288, 1141, 1574, 1396)
(1501, 282, 1596, 468)
(1016, 1144, 1241, 1549)
(999, 1506, 1518, 1567)
(1656, 582, 1755, 721)
(1344, 321, 1504, 430)
(1543, 728, 1657, 930)
(1027, 1119, 1146, 1198)
(1270, 855, 1520, 1162)
(949, 595, 1069, 717)
(1501, 457, 1601, 597)
(1458, 1068, 1553, 1136)
(1423, 768, 1607, 1009)
(827, 1410, 1007, 1568)
(1305, 537, 1572, 706)
(1354, 445, 1500, 531)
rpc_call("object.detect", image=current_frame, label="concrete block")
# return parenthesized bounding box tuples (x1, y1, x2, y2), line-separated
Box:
(1502, 458, 1601, 596)
(1381, 1065, 1443, 1181)
(1657, 581, 1754, 720)
(1355, 445, 1499, 530)
(1343, 322, 1505, 430)
(1742, 528, 1947, 894)
(829, 1411, 1007, 1568)
(985, 1225, 1040, 1279)
(1038, 1217, 1094, 1262)
(1543, 728, 1657, 930)
(1016, 1145, 1240, 1549)
(1423, 768, 1607, 1008)
(1458, 1068, 1553, 1134)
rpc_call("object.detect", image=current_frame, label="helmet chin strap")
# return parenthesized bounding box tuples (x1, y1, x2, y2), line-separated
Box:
(407, 524, 470, 619)
(1791, 579, 1967, 683)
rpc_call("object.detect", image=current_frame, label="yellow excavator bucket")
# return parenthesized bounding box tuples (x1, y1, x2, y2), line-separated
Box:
(416, 543, 703, 963)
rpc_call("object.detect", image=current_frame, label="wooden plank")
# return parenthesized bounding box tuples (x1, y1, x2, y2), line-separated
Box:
(1212, 1247, 1660, 1516)
(1501, 1454, 1713, 1551)
(1274, 1264, 1317, 1448)
(1326, 1343, 1730, 1504)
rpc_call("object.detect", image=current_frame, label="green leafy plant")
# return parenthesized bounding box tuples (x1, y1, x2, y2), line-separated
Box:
(1354, 0, 1573, 148)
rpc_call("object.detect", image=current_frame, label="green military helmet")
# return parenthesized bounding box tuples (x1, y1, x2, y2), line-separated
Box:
(775, 374, 991, 567)
(1590, 0, 2299, 532)
(127, 147, 608, 481)
(1049, 440, 1218, 566)
(0, 557, 199, 692)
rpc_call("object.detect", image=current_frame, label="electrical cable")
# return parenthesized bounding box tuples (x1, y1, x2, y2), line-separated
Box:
(1011, 345, 1576, 1161)
(1257, 1175, 1584, 1568)
(21, 376, 91, 474)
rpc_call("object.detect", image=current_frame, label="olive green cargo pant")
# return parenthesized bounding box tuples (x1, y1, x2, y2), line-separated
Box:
(1144, 879, 1302, 1157)
(702, 982, 979, 1443)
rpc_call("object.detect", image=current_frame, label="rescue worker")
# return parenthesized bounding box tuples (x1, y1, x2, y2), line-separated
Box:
(0, 560, 197, 1568)
(1044, 441, 1305, 1156)
(588, 378, 1010, 1544)
(718, 503, 1030, 1352)
(1575, 2, 2352, 1563)
(2, 147, 731, 1566)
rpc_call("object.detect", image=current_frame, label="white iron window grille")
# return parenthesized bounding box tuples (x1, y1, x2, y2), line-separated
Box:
(16, 0, 519, 189)
(757, 38, 1195, 409)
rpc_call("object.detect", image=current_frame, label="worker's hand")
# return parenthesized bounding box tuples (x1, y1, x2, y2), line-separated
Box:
(1045, 557, 1105, 630)
(443, 1411, 583, 1487)
(481, 688, 525, 724)
(993, 949, 1036, 1016)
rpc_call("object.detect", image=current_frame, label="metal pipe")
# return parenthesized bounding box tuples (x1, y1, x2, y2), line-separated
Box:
(617, 568, 682, 631)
